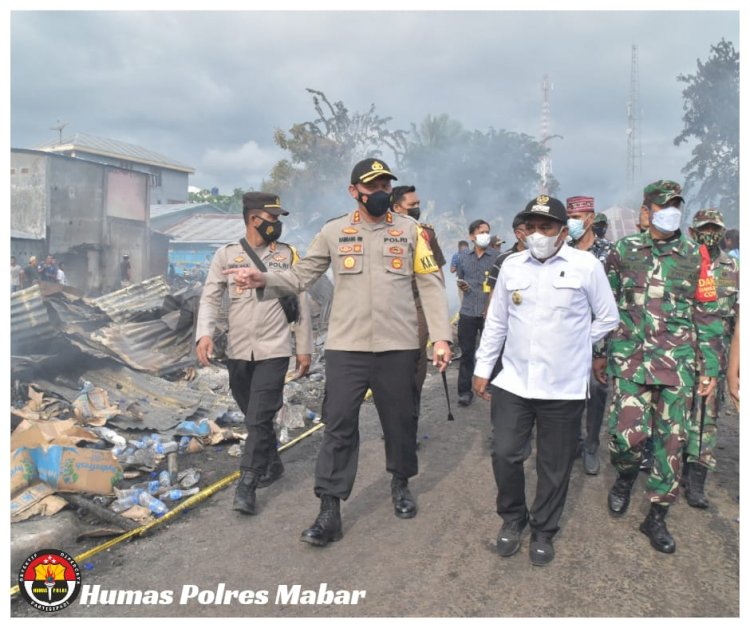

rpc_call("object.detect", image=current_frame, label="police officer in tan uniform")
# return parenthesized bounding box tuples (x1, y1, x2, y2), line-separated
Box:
(226, 158, 453, 547)
(196, 192, 313, 516)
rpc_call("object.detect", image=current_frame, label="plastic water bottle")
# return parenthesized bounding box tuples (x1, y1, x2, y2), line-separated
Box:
(163, 487, 200, 501)
(178, 436, 191, 453)
(304, 409, 317, 421)
(92, 427, 127, 448)
(153, 441, 178, 455)
(158, 470, 171, 487)
(111, 491, 142, 512)
(137, 492, 169, 516)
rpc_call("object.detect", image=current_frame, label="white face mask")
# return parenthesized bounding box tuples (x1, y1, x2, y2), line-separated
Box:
(475, 233, 491, 249)
(525, 231, 563, 260)
(651, 207, 682, 234)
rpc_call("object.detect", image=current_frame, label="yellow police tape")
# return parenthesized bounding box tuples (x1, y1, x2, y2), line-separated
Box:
(9, 421, 325, 598)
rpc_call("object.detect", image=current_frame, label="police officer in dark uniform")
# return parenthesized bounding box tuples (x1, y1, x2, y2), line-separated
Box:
(196, 192, 313, 516)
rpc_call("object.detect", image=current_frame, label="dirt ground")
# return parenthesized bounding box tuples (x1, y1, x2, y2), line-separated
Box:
(10, 364, 740, 618)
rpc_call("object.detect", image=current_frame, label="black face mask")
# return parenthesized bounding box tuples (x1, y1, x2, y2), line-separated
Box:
(592, 225, 607, 238)
(407, 207, 421, 221)
(255, 218, 282, 244)
(358, 190, 391, 217)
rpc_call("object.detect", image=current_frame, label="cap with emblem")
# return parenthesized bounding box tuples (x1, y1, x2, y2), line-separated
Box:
(593, 213, 608, 225)
(242, 191, 289, 216)
(643, 180, 684, 206)
(692, 208, 725, 229)
(350, 158, 398, 185)
(566, 196, 595, 214)
(518, 195, 568, 224)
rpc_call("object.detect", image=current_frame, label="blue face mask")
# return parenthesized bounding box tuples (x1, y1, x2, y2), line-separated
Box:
(567, 218, 586, 241)
(651, 207, 682, 234)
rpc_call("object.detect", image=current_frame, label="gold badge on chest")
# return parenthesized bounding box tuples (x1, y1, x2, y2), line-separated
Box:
(511, 291, 522, 305)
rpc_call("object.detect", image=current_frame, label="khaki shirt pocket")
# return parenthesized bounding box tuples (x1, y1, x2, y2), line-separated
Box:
(336, 249, 364, 274)
(382, 242, 410, 276)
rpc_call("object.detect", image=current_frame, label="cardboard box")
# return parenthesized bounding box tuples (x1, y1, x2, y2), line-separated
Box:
(11, 445, 122, 495)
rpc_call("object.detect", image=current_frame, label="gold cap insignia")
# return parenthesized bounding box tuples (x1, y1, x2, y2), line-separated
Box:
(537, 195, 549, 205)
(372, 161, 384, 171)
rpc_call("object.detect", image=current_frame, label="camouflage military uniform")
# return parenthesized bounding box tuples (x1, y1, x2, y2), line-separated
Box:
(605, 230, 723, 504)
(589, 236, 613, 266)
(685, 212, 739, 470)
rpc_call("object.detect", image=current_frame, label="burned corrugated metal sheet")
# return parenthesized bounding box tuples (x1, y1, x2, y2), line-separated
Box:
(10, 285, 56, 352)
(87, 275, 172, 323)
(35, 365, 233, 433)
(164, 214, 245, 244)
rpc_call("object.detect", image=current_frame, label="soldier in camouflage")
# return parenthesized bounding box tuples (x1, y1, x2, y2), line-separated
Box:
(566, 196, 614, 475)
(683, 209, 739, 508)
(604, 180, 723, 554)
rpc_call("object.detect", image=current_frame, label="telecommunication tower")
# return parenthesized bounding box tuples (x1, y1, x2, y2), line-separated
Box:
(538, 75, 562, 195)
(625, 45, 642, 191)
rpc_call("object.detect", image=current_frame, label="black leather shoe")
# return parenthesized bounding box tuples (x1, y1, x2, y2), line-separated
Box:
(496, 513, 528, 557)
(608, 470, 639, 515)
(583, 448, 600, 475)
(639, 503, 676, 553)
(257, 455, 284, 489)
(233, 471, 258, 515)
(457, 392, 473, 407)
(300, 495, 343, 547)
(529, 533, 555, 566)
(391, 476, 417, 519)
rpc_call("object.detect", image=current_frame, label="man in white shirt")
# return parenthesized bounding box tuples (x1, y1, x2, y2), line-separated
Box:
(473, 194, 619, 566)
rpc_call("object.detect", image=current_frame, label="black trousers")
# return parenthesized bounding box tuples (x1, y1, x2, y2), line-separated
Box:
(315, 349, 419, 500)
(227, 357, 288, 474)
(457, 314, 484, 395)
(491, 387, 584, 538)
(583, 372, 608, 453)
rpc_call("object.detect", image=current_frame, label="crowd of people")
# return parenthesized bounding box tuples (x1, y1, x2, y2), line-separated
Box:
(10, 254, 66, 291)
(189, 159, 739, 566)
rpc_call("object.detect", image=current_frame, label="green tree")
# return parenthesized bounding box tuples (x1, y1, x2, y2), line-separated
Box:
(187, 187, 245, 213)
(674, 38, 739, 224)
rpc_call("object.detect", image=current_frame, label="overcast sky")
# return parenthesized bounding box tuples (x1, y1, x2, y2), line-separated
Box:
(9, 7, 739, 211)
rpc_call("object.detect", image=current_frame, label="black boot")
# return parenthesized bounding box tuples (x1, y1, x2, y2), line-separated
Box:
(391, 475, 417, 519)
(608, 469, 639, 515)
(257, 448, 284, 489)
(300, 495, 343, 547)
(685, 462, 709, 509)
(639, 503, 676, 553)
(233, 470, 259, 515)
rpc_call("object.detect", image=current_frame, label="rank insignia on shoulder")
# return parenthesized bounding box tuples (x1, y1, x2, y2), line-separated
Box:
(343, 256, 356, 269)
(391, 258, 403, 270)
(234, 256, 245, 263)
(511, 291, 523, 305)
(343, 227, 359, 234)
(388, 229, 403, 237)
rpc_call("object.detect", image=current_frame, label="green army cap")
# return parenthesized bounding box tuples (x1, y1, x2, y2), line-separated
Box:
(692, 208, 725, 229)
(643, 180, 684, 205)
(593, 212, 608, 225)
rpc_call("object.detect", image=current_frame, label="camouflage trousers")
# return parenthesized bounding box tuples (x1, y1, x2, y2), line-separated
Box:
(607, 377, 693, 504)
(685, 374, 725, 470)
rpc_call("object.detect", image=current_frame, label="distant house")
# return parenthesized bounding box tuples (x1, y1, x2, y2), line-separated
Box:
(150, 202, 228, 232)
(11, 148, 167, 293)
(161, 214, 245, 279)
(37, 132, 195, 204)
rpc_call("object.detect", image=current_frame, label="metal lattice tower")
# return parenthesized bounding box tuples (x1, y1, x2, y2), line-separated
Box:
(626, 45, 642, 191)
(538, 75, 562, 195)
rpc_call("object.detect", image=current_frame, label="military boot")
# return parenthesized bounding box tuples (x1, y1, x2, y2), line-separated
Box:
(684, 462, 709, 509)
(233, 470, 259, 515)
(257, 448, 284, 489)
(639, 503, 676, 553)
(300, 495, 343, 547)
(391, 475, 417, 519)
(607, 469, 639, 515)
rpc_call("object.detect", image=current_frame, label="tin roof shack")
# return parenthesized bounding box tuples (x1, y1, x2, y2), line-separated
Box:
(11, 148, 155, 294)
(38, 132, 195, 205)
(162, 213, 246, 280)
